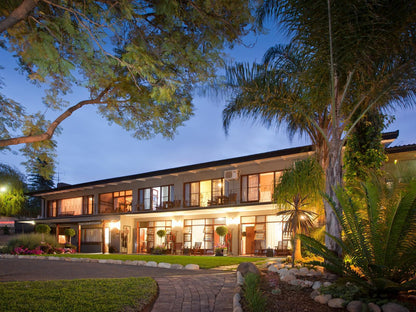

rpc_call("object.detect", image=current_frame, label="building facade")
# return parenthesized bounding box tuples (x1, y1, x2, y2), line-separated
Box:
(31, 131, 415, 256)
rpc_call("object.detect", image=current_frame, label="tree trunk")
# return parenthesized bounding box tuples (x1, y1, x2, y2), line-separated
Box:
(324, 139, 343, 257)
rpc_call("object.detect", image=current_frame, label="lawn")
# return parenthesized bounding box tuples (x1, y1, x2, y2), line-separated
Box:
(46, 254, 265, 269)
(0, 277, 157, 312)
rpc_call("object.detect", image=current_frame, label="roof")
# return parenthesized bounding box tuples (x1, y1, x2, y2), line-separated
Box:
(30, 130, 403, 196)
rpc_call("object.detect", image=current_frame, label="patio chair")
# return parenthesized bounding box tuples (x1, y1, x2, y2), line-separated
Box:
(254, 240, 266, 256)
(192, 242, 203, 255)
(174, 242, 183, 255)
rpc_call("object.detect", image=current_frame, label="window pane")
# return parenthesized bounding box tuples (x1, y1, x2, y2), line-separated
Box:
(144, 189, 151, 210)
(248, 175, 259, 201)
(152, 187, 160, 209)
(184, 183, 190, 207)
(241, 176, 247, 202)
(60, 197, 82, 216)
(259, 172, 274, 202)
(99, 193, 113, 214)
(200, 180, 211, 207)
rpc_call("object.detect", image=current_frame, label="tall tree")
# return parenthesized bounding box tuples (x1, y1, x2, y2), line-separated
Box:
(274, 157, 324, 266)
(225, 0, 416, 255)
(0, 0, 253, 178)
(0, 164, 26, 216)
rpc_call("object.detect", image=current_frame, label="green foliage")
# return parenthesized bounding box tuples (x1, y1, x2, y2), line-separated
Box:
(35, 224, 51, 235)
(344, 110, 388, 185)
(243, 273, 267, 312)
(320, 282, 362, 302)
(156, 229, 166, 238)
(0, 277, 157, 312)
(215, 225, 228, 237)
(6, 233, 59, 252)
(64, 228, 76, 238)
(0, 0, 253, 178)
(0, 164, 26, 216)
(300, 175, 416, 298)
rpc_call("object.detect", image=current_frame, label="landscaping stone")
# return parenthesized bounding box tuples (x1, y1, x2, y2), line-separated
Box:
(145, 261, 158, 267)
(381, 303, 409, 312)
(314, 294, 332, 304)
(298, 267, 309, 275)
(289, 279, 302, 286)
(236, 271, 244, 286)
(136, 260, 146, 266)
(171, 264, 183, 270)
(277, 268, 289, 277)
(302, 280, 314, 288)
(98, 259, 108, 264)
(276, 262, 285, 269)
(281, 274, 296, 282)
(323, 281, 332, 287)
(236, 262, 260, 276)
(310, 290, 320, 299)
(158, 262, 171, 269)
(233, 307, 243, 312)
(289, 268, 299, 275)
(312, 281, 322, 290)
(268, 265, 279, 273)
(328, 298, 346, 308)
(369, 303, 381, 312)
(184, 264, 199, 270)
(233, 293, 241, 307)
(347, 300, 363, 312)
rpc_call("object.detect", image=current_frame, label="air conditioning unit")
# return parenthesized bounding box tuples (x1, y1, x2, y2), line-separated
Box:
(224, 170, 239, 180)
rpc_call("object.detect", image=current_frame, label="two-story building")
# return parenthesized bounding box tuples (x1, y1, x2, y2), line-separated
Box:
(30, 130, 415, 256)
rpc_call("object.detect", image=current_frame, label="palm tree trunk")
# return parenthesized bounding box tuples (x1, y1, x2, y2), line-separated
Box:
(324, 139, 343, 257)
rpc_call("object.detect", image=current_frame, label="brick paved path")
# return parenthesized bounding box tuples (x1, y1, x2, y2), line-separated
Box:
(152, 272, 235, 312)
(0, 258, 235, 312)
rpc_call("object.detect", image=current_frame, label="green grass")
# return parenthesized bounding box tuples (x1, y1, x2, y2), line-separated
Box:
(0, 277, 157, 312)
(44, 254, 265, 269)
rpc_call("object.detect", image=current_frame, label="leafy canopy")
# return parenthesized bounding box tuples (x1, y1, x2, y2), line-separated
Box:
(0, 0, 253, 178)
(0, 164, 26, 216)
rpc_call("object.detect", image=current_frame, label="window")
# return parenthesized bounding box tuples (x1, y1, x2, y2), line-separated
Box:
(99, 190, 132, 214)
(241, 171, 283, 203)
(82, 228, 102, 243)
(184, 179, 224, 207)
(47, 195, 94, 217)
(138, 185, 174, 210)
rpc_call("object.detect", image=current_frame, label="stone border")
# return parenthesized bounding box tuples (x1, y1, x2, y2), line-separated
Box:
(0, 254, 200, 270)
(267, 261, 410, 312)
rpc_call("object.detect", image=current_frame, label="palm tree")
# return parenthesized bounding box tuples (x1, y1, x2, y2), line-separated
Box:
(274, 158, 324, 266)
(224, 0, 416, 255)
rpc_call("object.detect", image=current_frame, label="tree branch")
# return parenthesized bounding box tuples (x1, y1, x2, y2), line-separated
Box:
(0, 0, 38, 34)
(0, 88, 110, 147)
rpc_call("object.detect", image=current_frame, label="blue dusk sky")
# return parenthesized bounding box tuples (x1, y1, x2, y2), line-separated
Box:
(1, 25, 415, 185)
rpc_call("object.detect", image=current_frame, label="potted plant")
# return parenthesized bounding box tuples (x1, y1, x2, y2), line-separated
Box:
(35, 224, 51, 242)
(64, 228, 76, 245)
(215, 226, 229, 256)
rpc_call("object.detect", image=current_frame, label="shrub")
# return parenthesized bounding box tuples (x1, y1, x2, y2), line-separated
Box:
(35, 224, 51, 235)
(300, 176, 416, 299)
(64, 228, 76, 238)
(215, 226, 228, 237)
(7, 233, 60, 253)
(243, 273, 266, 312)
(156, 229, 166, 238)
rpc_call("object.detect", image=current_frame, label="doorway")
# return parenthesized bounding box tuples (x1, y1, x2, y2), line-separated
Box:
(245, 226, 255, 254)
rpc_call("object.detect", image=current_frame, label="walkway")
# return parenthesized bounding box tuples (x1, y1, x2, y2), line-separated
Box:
(0, 258, 235, 312)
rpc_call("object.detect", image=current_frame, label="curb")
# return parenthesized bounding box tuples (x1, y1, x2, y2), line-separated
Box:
(0, 254, 200, 270)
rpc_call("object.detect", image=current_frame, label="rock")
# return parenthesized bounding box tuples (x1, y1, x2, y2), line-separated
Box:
(347, 300, 363, 312)
(289, 279, 302, 286)
(278, 268, 289, 277)
(268, 265, 279, 273)
(276, 263, 285, 269)
(236, 271, 244, 286)
(184, 264, 199, 270)
(233, 307, 243, 312)
(281, 274, 296, 282)
(328, 298, 346, 308)
(158, 262, 171, 269)
(310, 290, 320, 299)
(302, 280, 314, 288)
(298, 267, 309, 276)
(381, 303, 409, 312)
(368, 303, 381, 312)
(145, 261, 158, 267)
(171, 264, 183, 270)
(323, 281, 332, 287)
(312, 281, 322, 290)
(112, 260, 122, 265)
(136, 260, 146, 266)
(289, 268, 299, 275)
(236, 262, 260, 276)
(98, 259, 108, 264)
(314, 294, 332, 304)
(233, 293, 241, 307)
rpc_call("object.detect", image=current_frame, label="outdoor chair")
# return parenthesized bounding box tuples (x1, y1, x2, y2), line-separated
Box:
(174, 242, 183, 255)
(192, 242, 203, 255)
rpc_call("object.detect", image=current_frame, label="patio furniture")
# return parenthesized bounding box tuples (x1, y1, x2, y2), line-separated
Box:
(254, 240, 266, 256)
(173, 242, 183, 255)
(275, 240, 291, 256)
(192, 242, 203, 255)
